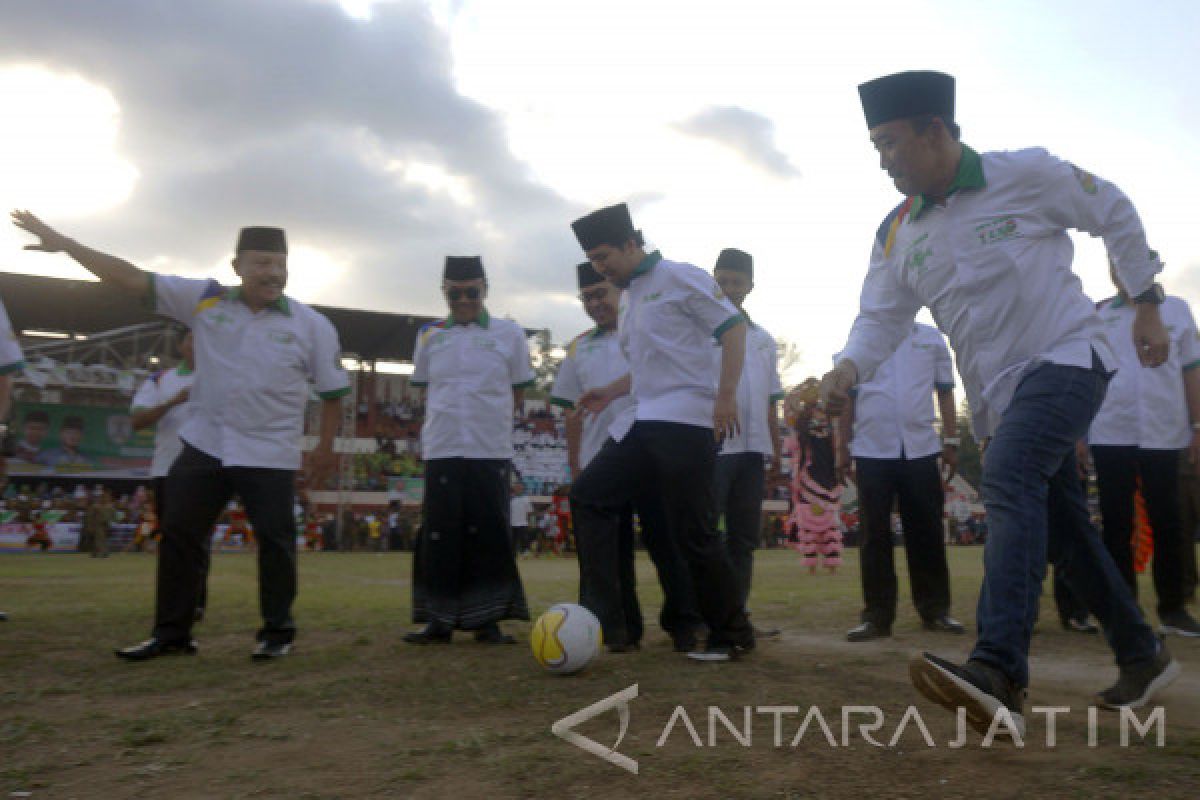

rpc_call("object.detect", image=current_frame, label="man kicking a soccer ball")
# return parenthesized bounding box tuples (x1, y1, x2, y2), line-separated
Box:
(821, 70, 1180, 738)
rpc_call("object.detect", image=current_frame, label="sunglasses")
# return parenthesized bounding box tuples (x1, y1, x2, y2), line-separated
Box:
(445, 286, 482, 301)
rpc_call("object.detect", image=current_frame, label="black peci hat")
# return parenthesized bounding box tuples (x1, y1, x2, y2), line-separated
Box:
(443, 256, 486, 281)
(571, 203, 639, 251)
(858, 71, 955, 129)
(714, 248, 753, 278)
(235, 226, 288, 254)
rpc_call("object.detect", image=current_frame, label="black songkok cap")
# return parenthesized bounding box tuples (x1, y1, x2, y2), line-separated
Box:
(236, 226, 288, 254)
(714, 248, 753, 278)
(444, 256, 485, 281)
(576, 261, 605, 289)
(571, 203, 639, 251)
(858, 71, 955, 129)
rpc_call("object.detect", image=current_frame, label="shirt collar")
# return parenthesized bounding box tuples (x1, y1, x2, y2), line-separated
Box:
(1109, 294, 1129, 309)
(175, 363, 194, 377)
(589, 325, 614, 340)
(446, 308, 491, 328)
(630, 250, 663, 280)
(910, 144, 985, 220)
(226, 286, 292, 315)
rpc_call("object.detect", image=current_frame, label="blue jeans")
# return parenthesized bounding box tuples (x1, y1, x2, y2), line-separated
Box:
(970, 358, 1159, 686)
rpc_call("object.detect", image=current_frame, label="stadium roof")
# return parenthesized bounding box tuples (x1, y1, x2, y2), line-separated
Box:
(0, 271, 443, 363)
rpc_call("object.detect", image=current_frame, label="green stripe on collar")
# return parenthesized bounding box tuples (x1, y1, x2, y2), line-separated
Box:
(446, 308, 491, 328)
(631, 250, 663, 278)
(227, 286, 291, 315)
(911, 144, 985, 220)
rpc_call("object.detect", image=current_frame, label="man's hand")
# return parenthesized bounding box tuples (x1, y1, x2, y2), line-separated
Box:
(304, 445, 338, 490)
(11, 210, 71, 253)
(941, 443, 958, 483)
(169, 387, 191, 407)
(767, 452, 782, 482)
(818, 360, 858, 417)
(835, 446, 854, 486)
(713, 391, 740, 442)
(1075, 439, 1091, 479)
(1132, 304, 1170, 367)
(579, 386, 614, 416)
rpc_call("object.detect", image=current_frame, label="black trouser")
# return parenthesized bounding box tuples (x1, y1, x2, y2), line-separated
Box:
(1092, 445, 1187, 617)
(153, 444, 298, 645)
(1177, 456, 1200, 601)
(637, 490, 704, 638)
(713, 452, 765, 611)
(154, 473, 211, 613)
(511, 526, 529, 555)
(855, 454, 951, 628)
(572, 420, 749, 648)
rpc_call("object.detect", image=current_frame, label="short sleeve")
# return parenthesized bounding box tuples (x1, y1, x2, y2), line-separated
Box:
(308, 312, 351, 399)
(764, 332, 785, 402)
(550, 346, 583, 408)
(151, 274, 224, 324)
(508, 324, 536, 388)
(0, 298, 25, 374)
(1175, 299, 1200, 370)
(933, 332, 955, 390)
(676, 263, 744, 340)
(411, 325, 435, 388)
(131, 376, 159, 412)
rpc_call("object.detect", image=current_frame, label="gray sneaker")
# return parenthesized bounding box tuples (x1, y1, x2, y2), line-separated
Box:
(910, 653, 1027, 738)
(1094, 644, 1181, 710)
(1159, 610, 1200, 638)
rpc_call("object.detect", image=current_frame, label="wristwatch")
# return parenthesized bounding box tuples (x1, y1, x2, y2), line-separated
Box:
(1133, 283, 1165, 305)
(942, 436, 960, 447)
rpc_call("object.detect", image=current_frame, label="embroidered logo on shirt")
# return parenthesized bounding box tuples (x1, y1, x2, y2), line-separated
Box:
(1072, 165, 1098, 195)
(902, 233, 933, 276)
(472, 335, 497, 350)
(642, 292, 663, 302)
(268, 331, 296, 344)
(974, 215, 1022, 246)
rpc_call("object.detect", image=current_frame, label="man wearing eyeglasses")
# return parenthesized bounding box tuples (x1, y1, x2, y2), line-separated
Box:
(404, 256, 535, 645)
(552, 262, 704, 652)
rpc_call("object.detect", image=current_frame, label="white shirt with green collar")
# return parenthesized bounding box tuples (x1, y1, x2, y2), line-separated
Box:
(411, 309, 535, 460)
(715, 318, 784, 457)
(149, 274, 350, 470)
(131, 363, 195, 476)
(1089, 294, 1200, 449)
(840, 145, 1162, 438)
(550, 326, 635, 468)
(842, 322, 955, 460)
(618, 251, 745, 436)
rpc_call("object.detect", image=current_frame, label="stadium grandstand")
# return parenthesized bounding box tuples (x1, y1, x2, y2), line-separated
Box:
(0, 271, 573, 551)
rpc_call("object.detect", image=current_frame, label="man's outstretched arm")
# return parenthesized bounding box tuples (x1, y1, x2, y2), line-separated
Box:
(11, 210, 149, 296)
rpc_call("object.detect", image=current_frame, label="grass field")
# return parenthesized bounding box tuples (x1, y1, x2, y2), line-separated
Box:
(1, 548, 1198, 799)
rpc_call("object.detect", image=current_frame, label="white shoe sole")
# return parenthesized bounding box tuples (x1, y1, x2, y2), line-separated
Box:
(1159, 624, 1200, 638)
(909, 656, 1026, 739)
(1094, 658, 1181, 710)
(686, 650, 732, 663)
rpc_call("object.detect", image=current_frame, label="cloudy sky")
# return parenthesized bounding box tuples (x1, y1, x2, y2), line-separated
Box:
(2, 0, 1198, 381)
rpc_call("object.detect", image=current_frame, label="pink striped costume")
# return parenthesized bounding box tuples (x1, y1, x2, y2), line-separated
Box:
(784, 424, 843, 569)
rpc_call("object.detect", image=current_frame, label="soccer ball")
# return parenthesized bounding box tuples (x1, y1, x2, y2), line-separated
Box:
(531, 603, 602, 675)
